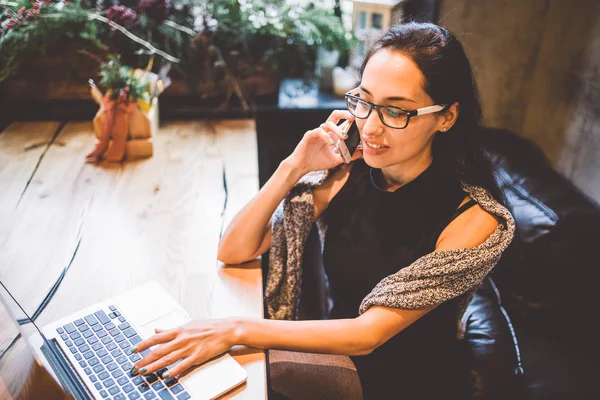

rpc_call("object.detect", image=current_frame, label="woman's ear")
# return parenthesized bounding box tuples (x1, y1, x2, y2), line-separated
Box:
(438, 102, 459, 131)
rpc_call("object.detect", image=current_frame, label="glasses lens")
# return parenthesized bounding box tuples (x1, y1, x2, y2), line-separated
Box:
(381, 107, 408, 128)
(346, 96, 371, 118)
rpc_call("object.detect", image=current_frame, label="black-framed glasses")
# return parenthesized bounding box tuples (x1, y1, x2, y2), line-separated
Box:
(344, 89, 447, 129)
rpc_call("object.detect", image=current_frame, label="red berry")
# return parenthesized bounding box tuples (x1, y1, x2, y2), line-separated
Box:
(32, 9, 39, 14)
(25, 12, 32, 18)
(33, 3, 39, 8)
(65, 0, 70, 5)
(7, 22, 13, 28)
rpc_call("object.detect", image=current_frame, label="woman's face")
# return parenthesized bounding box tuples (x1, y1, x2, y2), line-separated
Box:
(355, 48, 452, 169)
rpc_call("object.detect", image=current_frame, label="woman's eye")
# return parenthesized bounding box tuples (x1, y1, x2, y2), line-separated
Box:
(385, 108, 403, 117)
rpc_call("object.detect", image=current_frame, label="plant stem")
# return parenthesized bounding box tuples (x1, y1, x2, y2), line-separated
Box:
(164, 20, 195, 36)
(77, 49, 104, 65)
(211, 45, 250, 111)
(38, 13, 180, 64)
(87, 13, 180, 63)
(161, 19, 250, 110)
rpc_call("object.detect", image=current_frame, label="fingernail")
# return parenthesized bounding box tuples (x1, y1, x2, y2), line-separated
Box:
(139, 368, 147, 374)
(329, 138, 335, 145)
(129, 346, 137, 354)
(130, 367, 138, 376)
(162, 371, 169, 379)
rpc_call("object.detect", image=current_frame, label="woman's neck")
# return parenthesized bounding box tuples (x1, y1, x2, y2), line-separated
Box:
(379, 154, 433, 192)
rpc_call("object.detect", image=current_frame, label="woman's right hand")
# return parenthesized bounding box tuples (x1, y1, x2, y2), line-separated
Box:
(284, 110, 359, 174)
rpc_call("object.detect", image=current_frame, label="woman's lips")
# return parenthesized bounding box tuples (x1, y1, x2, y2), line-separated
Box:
(363, 140, 390, 155)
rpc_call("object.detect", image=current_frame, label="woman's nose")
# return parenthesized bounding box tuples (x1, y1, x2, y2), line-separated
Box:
(362, 109, 385, 136)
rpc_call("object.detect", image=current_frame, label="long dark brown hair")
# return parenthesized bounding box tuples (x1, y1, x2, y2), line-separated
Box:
(360, 22, 505, 205)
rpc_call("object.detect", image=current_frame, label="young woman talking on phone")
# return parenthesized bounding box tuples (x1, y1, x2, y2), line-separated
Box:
(129, 22, 515, 399)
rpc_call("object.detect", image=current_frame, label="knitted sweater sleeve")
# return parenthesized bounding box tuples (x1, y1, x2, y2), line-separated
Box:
(358, 183, 516, 338)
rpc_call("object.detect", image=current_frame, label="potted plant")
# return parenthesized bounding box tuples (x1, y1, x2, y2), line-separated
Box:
(87, 55, 160, 162)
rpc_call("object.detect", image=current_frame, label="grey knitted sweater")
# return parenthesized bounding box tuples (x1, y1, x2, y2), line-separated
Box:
(265, 166, 516, 339)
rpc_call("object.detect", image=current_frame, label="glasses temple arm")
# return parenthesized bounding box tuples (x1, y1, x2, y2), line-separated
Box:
(416, 105, 447, 116)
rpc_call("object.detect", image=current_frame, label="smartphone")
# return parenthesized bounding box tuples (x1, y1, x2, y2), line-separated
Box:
(336, 120, 361, 164)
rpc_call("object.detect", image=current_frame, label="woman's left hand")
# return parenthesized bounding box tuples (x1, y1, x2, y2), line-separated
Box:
(130, 319, 237, 379)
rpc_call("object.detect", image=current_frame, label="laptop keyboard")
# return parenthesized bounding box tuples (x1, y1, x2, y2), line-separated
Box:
(55, 305, 191, 400)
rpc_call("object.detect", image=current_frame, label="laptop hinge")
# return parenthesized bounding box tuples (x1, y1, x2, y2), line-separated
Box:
(40, 339, 92, 400)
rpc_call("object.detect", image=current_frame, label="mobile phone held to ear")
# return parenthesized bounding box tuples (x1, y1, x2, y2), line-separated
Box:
(336, 120, 361, 164)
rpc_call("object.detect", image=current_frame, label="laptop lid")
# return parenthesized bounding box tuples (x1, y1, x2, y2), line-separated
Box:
(0, 280, 90, 400)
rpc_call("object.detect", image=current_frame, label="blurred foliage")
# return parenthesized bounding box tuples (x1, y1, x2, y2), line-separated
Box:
(98, 54, 150, 102)
(0, 1, 107, 81)
(0, 0, 354, 100)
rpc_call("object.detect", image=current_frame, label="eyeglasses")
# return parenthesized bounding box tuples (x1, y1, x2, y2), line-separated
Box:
(344, 89, 447, 129)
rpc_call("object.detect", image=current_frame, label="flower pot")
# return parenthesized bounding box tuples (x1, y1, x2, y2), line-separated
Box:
(90, 97, 158, 162)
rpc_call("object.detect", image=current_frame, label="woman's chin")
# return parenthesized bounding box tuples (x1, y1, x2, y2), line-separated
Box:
(362, 153, 391, 169)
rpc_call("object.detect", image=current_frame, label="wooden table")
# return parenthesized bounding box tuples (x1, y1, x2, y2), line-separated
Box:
(0, 120, 266, 399)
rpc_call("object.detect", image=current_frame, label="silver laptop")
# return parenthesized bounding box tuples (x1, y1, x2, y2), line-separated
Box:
(0, 280, 247, 400)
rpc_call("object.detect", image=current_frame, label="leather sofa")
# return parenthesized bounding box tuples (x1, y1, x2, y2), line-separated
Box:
(291, 127, 600, 399)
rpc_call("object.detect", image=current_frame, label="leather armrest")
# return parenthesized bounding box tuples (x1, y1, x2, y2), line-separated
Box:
(465, 276, 526, 399)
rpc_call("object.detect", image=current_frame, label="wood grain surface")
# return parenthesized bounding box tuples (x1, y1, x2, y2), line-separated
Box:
(0, 120, 265, 399)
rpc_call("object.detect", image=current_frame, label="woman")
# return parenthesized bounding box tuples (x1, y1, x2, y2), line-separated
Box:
(129, 22, 512, 399)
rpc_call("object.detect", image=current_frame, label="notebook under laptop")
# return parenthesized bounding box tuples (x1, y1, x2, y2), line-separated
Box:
(0, 281, 247, 400)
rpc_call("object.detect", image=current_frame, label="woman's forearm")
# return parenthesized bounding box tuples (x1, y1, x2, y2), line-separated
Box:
(218, 159, 306, 264)
(231, 317, 376, 356)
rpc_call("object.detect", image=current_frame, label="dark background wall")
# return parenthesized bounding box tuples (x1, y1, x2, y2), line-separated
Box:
(438, 0, 600, 202)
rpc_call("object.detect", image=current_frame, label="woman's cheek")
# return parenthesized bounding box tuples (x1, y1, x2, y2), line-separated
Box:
(355, 120, 366, 136)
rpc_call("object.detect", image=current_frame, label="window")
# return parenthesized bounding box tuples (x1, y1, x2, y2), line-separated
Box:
(372, 12, 383, 29)
(358, 11, 367, 29)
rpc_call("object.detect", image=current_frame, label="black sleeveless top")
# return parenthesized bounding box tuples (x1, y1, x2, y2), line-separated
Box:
(322, 158, 475, 399)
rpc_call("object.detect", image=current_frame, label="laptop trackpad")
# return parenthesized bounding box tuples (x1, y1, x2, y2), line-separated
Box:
(137, 311, 248, 398)
(138, 310, 190, 339)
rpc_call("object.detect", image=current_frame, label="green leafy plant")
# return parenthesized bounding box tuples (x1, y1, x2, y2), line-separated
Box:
(203, 0, 354, 77)
(0, 0, 107, 81)
(1, 0, 355, 104)
(98, 54, 150, 102)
